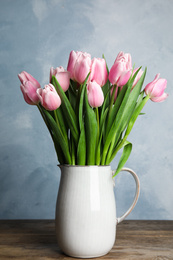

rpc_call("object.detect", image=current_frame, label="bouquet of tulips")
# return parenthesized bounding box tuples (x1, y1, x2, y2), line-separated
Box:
(18, 51, 168, 176)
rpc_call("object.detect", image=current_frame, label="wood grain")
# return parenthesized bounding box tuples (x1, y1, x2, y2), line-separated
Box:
(0, 220, 172, 259)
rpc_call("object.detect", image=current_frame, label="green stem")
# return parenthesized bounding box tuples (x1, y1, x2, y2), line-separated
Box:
(95, 107, 100, 165)
(70, 136, 76, 165)
(105, 132, 117, 165)
(95, 107, 100, 134)
(107, 85, 117, 121)
(37, 104, 60, 162)
(54, 110, 60, 128)
(101, 144, 109, 165)
(100, 87, 117, 165)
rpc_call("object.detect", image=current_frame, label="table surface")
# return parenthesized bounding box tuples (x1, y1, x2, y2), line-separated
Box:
(0, 220, 173, 259)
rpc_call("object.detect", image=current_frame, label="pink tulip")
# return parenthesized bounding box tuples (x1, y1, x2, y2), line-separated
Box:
(109, 51, 132, 86)
(116, 69, 132, 87)
(18, 71, 40, 105)
(37, 84, 61, 110)
(115, 51, 132, 69)
(18, 71, 41, 88)
(90, 58, 108, 87)
(67, 50, 91, 84)
(145, 74, 168, 102)
(87, 81, 104, 107)
(50, 66, 70, 92)
(67, 50, 80, 79)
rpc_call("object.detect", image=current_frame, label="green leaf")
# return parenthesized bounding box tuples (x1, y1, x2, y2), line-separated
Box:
(105, 83, 127, 138)
(41, 106, 71, 164)
(77, 125, 86, 165)
(69, 135, 76, 165)
(99, 86, 111, 124)
(96, 107, 108, 165)
(38, 105, 64, 164)
(113, 141, 132, 177)
(79, 74, 90, 131)
(53, 141, 65, 165)
(77, 74, 91, 165)
(84, 87, 98, 165)
(125, 94, 149, 137)
(51, 75, 79, 146)
(67, 81, 78, 111)
(102, 68, 147, 164)
(55, 106, 68, 142)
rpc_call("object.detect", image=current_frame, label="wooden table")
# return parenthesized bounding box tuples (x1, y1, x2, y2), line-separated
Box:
(0, 220, 172, 259)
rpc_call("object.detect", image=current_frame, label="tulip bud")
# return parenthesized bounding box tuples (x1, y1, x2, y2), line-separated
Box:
(109, 51, 132, 86)
(87, 81, 104, 107)
(145, 74, 168, 102)
(18, 71, 40, 105)
(37, 84, 61, 111)
(50, 66, 70, 92)
(67, 50, 80, 80)
(90, 58, 108, 87)
(115, 51, 132, 69)
(67, 50, 91, 84)
(18, 71, 41, 88)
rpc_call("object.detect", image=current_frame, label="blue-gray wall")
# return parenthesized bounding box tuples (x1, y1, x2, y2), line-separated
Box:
(0, 0, 172, 219)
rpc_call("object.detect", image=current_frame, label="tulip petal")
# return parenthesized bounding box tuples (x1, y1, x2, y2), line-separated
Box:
(151, 79, 167, 97)
(151, 92, 168, 102)
(90, 58, 108, 86)
(55, 71, 70, 92)
(50, 66, 70, 92)
(20, 84, 35, 105)
(18, 71, 40, 88)
(117, 70, 131, 87)
(25, 81, 40, 104)
(87, 81, 104, 107)
(36, 88, 43, 104)
(74, 57, 91, 84)
(44, 91, 61, 110)
(67, 50, 79, 79)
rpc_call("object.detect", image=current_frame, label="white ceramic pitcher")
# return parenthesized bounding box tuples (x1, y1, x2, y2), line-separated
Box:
(55, 165, 140, 258)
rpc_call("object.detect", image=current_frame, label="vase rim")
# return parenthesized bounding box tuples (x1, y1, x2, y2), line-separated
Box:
(58, 164, 111, 168)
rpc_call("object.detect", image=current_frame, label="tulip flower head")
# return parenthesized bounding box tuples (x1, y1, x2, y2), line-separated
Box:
(90, 58, 108, 87)
(109, 51, 132, 86)
(67, 50, 91, 84)
(37, 84, 61, 111)
(115, 51, 132, 70)
(50, 66, 70, 92)
(18, 71, 41, 88)
(87, 81, 104, 107)
(145, 74, 168, 102)
(18, 71, 41, 105)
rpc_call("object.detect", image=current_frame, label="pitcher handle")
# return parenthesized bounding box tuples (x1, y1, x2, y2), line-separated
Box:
(112, 167, 140, 224)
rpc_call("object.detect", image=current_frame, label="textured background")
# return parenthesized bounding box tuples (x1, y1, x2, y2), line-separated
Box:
(0, 0, 172, 219)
